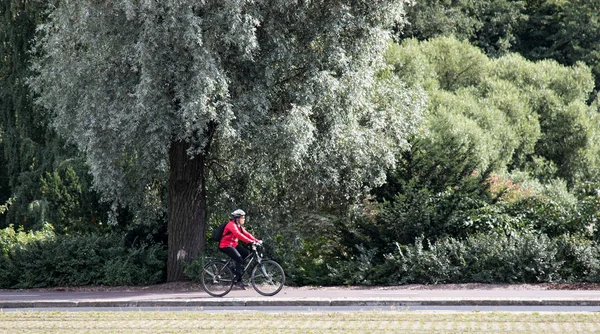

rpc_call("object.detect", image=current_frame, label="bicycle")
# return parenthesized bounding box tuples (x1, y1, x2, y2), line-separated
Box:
(201, 243, 285, 297)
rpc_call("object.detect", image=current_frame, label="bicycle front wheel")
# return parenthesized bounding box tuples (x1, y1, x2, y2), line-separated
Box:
(201, 260, 234, 297)
(250, 260, 285, 296)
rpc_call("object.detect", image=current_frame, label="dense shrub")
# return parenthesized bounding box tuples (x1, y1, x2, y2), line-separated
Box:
(462, 232, 562, 283)
(372, 237, 464, 284)
(102, 244, 166, 286)
(0, 226, 166, 288)
(504, 197, 575, 237)
(374, 179, 491, 250)
(555, 234, 600, 282)
(280, 234, 342, 286)
(370, 232, 600, 285)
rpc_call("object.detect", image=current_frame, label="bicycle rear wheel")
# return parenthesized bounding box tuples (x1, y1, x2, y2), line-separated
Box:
(201, 260, 234, 297)
(250, 260, 285, 296)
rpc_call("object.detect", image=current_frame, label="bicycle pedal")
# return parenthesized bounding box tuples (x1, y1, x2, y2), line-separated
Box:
(235, 281, 249, 289)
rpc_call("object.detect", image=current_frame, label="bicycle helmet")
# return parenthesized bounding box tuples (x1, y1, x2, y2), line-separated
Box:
(231, 209, 246, 217)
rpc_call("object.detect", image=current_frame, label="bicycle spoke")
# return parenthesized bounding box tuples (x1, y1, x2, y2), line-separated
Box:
(201, 261, 234, 297)
(251, 260, 285, 296)
(203, 265, 218, 282)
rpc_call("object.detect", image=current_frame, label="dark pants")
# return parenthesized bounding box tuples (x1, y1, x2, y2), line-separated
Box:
(219, 245, 250, 281)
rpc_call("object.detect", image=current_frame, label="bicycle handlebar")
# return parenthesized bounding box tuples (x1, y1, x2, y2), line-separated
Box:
(251, 240, 263, 251)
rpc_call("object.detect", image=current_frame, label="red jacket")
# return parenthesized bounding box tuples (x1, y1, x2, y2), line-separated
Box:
(219, 220, 259, 249)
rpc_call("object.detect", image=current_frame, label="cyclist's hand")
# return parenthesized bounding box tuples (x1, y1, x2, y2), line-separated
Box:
(254, 240, 263, 246)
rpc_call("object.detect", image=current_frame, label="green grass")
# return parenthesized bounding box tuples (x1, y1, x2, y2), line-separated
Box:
(1, 311, 600, 333)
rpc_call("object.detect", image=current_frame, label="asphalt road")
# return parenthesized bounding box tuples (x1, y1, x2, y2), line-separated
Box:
(3, 285, 600, 309)
(4, 305, 600, 313)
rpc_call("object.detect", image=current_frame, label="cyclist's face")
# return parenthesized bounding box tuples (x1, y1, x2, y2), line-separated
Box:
(239, 216, 246, 225)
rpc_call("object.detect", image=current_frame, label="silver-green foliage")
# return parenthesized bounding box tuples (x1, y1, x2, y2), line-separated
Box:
(30, 0, 425, 222)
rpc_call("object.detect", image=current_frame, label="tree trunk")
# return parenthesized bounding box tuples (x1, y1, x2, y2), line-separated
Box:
(167, 140, 207, 281)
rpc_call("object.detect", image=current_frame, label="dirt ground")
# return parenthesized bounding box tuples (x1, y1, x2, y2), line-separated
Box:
(3, 281, 600, 293)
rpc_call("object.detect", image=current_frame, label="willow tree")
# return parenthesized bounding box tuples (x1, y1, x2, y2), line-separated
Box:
(30, 0, 422, 281)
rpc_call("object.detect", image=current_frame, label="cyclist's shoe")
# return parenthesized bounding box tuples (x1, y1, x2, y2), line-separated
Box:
(236, 280, 249, 288)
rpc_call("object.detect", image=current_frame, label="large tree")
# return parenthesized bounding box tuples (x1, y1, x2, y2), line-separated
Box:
(30, 0, 422, 281)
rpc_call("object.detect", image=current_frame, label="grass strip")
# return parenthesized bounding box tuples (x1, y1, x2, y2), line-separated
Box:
(1, 311, 600, 333)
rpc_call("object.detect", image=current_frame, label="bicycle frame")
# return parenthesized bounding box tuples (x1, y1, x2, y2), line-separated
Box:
(219, 244, 262, 278)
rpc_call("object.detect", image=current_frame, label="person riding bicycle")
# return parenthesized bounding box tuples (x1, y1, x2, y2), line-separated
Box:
(219, 209, 262, 287)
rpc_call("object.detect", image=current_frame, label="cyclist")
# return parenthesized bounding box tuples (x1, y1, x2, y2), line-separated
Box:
(219, 209, 262, 287)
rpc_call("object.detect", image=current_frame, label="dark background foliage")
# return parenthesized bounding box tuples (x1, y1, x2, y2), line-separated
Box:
(1, 0, 600, 287)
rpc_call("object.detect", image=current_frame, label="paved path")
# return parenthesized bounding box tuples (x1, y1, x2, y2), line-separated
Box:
(2, 286, 600, 308)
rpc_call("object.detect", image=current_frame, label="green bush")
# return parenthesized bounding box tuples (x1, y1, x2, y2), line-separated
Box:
(0, 227, 166, 289)
(462, 232, 562, 283)
(103, 244, 166, 286)
(371, 232, 599, 285)
(373, 236, 464, 284)
(283, 235, 339, 286)
(555, 234, 600, 282)
(182, 257, 207, 283)
(504, 197, 576, 237)
(575, 195, 600, 240)
(375, 180, 491, 249)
